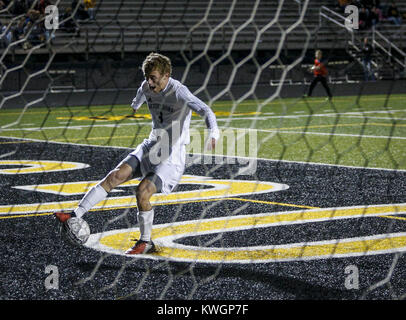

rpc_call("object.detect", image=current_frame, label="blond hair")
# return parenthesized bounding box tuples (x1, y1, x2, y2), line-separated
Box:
(142, 52, 172, 77)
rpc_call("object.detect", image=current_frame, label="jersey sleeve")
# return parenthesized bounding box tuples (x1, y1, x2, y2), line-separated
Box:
(131, 84, 146, 111)
(179, 86, 219, 140)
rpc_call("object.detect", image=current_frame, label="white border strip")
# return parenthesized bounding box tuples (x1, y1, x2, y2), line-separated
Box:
(1, 135, 406, 173)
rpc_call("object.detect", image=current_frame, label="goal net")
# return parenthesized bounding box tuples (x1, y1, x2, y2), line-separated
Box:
(1, 0, 405, 301)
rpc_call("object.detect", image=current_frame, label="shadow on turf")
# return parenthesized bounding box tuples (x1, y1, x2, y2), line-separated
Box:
(75, 260, 357, 300)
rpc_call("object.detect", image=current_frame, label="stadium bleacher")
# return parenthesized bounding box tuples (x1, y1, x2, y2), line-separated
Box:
(0, 0, 405, 93)
(50, 0, 406, 53)
(1, 1, 405, 53)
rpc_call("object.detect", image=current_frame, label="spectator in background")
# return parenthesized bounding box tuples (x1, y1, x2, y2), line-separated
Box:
(71, 0, 90, 21)
(358, 6, 371, 29)
(386, 2, 402, 25)
(13, 16, 27, 42)
(362, 37, 376, 81)
(36, 0, 52, 14)
(337, 0, 353, 12)
(22, 9, 46, 49)
(59, 6, 81, 36)
(84, 0, 96, 20)
(370, 6, 383, 25)
(10, 8, 47, 50)
(1, 20, 13, 47)
(369, 6, 382, 26)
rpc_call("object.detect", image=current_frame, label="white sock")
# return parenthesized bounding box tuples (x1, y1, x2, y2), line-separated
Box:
(74, 184, 108, 218)
(137, 209, 154, 242)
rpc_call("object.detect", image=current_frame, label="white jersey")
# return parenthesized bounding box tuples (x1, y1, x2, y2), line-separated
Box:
(131, 77, 219, 146)
(129, 77, 219, 194)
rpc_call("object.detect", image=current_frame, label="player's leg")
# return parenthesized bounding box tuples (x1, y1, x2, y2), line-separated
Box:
(125, 143, 186, 255)
(55, 155, 140, 223)
(125, 173, 162, 254)
(99, 162, 134, 192)
(320, 76, 333, 99)
(136, 173, 161, 211)
(307, 76, 319, 97)
(75, 158, 137, 216)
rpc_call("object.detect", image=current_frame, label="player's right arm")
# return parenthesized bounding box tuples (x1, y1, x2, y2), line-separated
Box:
(131, 81, 147, 111)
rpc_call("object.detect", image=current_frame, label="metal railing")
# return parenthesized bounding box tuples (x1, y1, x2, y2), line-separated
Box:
(373, 29, 406, 69)
(319, 5, 406, 75)
(319, 6, 355, 43)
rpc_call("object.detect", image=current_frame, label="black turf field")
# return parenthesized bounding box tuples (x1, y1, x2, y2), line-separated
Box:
(1, 137, 406, 302)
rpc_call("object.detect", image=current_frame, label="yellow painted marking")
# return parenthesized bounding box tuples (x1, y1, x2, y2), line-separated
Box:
(0, 140, 34, 145)
(90, 203, 406, 263)
(56, 114, 152, 121)
(1, 95, 405, 117)
(0, 160, 89, 174)
(0, 212, 53, 220)
(226, 197, 318, 209)
(56, 111, 261, 122)
(379, 215, 406, 221)
(208, 111, 260, 117)
(0, 197, 311, 220)
(52, 136, 147, 142)
(0, 176, 287, 215)
(151, 234, 406, 262)
(13, 179, 143, 196)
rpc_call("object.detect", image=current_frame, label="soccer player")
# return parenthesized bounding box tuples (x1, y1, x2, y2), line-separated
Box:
(305, 50, 333, 100)
(55, 52, 219, 254)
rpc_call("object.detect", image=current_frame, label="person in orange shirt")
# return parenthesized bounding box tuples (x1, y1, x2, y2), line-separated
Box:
(305, 50, 333, 100)
(84, 0, 96, 20)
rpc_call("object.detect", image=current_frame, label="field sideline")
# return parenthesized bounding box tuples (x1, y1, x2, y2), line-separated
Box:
(1, 93, 405, 170)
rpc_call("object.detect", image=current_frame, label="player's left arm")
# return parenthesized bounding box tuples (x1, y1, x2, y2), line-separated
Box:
(181, 88, 219, 150)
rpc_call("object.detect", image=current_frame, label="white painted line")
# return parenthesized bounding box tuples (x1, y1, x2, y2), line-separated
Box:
(339, 115, 406, 121)
(261, 130, 406, 140)
(192, 124, 406, 141)
(1, 109, 405, 132)
(1, 135, 405, 172)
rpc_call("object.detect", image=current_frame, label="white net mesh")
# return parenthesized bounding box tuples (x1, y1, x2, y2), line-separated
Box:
(1, 0, 406, 301)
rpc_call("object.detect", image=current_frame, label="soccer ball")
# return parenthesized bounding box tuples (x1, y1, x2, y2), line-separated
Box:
(61, 217, 91, 246)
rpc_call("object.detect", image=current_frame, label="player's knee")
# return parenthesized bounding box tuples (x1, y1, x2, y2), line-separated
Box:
(135, 186, 149, 203)
(136, 181, 154, 206)
(104, 168, 129, 190)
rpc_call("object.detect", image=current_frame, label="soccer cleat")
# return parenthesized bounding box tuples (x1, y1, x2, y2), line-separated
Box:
(54, 211, 76, 223)
(125, 239, 156, 255)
